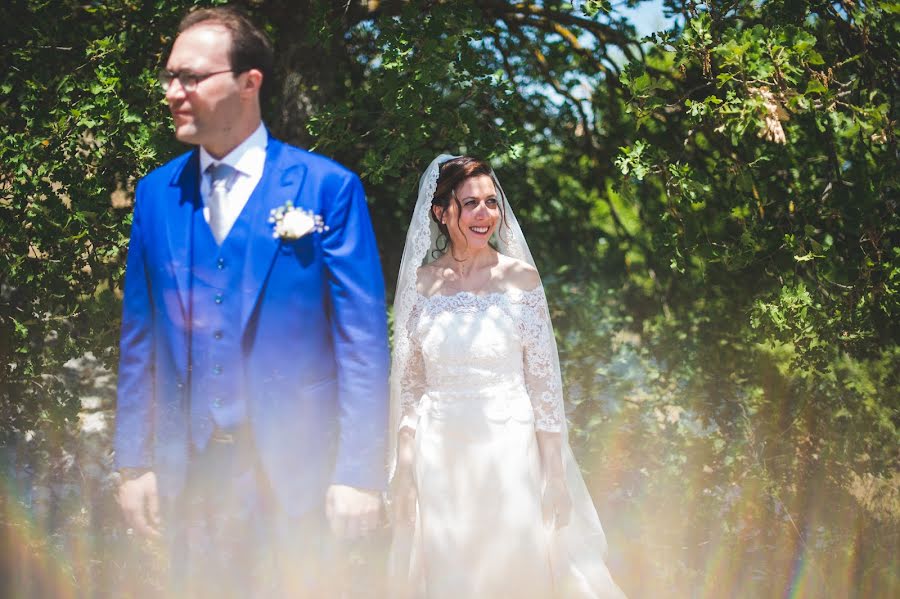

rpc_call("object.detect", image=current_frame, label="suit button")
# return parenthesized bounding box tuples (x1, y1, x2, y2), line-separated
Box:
(214, 330, 223, 340)
(176, 382, 184, 390)
(213, 364, 222, 375)
(214, 293, 224, 304)
(217, 258, 225, 270)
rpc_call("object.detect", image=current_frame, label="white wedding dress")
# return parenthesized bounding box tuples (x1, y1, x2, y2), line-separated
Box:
(394, 285, 626, 598)
(389, 154, 626, 598)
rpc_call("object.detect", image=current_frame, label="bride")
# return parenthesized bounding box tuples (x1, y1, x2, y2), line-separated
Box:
(389, 155, 627, 598)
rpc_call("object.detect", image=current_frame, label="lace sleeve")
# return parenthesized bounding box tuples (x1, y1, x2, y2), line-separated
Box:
(517, 287, 564, 432)
(399, 299, 426, 431)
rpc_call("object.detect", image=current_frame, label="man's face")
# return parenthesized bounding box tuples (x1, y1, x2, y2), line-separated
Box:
(164, 24, 243, 154)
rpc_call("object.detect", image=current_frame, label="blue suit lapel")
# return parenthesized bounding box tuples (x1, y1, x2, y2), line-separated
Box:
(166, 151, 201, 325)
(241, 139, 309, 333)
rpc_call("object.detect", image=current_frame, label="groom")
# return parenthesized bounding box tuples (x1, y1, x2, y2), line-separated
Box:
(113, 6, 389, 596)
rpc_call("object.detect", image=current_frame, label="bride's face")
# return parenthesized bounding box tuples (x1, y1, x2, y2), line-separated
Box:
(435, 174, 500, 254)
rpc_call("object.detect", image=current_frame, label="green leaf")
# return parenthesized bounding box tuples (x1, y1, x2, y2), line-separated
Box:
(806, 78, 828, 95)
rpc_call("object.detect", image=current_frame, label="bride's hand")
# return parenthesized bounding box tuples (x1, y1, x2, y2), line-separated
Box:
(391, 469, 418, 527)
(542, 475, 572, 529)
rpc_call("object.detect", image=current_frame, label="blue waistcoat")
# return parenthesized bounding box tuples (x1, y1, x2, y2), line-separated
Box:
(188, 199, 253, 449)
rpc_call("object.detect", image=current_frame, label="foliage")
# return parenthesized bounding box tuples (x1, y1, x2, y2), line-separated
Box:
(602, 1, 900, 593)
(618, 1, 898, 368)
(613, 0, 899, 478)
(0, 0, 187, 444)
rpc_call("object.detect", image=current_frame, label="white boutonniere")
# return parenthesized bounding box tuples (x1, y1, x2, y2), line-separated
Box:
(268, 201, 328, 240)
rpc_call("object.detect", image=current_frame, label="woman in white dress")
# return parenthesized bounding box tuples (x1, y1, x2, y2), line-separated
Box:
(389, 155, 627, 598)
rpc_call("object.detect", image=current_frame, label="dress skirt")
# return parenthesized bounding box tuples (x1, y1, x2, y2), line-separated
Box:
(408, 388, 555, 599)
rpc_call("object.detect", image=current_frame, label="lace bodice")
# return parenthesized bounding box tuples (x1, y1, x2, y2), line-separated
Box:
(399, 285, 563, 432)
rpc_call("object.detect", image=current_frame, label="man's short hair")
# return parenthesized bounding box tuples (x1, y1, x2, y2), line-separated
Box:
(178, 6, 275, 103)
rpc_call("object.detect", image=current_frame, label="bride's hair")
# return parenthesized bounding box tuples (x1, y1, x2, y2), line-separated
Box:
(430, 156, 509, 257)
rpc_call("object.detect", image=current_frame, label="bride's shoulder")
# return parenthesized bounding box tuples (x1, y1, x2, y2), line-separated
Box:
(496, 255, 541, 292)
(415, 263, 444, 297)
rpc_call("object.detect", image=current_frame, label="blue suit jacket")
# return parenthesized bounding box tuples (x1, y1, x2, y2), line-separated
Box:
(113, 137, 390, 515)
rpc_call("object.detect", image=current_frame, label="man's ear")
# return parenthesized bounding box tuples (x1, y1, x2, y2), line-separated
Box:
(241, 68, 263, 97)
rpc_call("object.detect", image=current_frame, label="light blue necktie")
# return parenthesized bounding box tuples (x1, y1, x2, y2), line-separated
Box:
(205, 162, 236, 244)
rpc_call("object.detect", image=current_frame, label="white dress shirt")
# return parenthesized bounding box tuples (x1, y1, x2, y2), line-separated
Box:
(198, 123, 268, 240)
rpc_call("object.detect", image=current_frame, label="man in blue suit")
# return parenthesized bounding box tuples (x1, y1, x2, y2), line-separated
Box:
(113, 6, 389, 595)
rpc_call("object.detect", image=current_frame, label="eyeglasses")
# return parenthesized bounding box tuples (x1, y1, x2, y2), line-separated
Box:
(158, 69, 235, 92)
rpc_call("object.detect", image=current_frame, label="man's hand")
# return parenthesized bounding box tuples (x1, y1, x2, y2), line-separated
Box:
(325, 484, 382, 540)
(117, 470, 161, 538)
